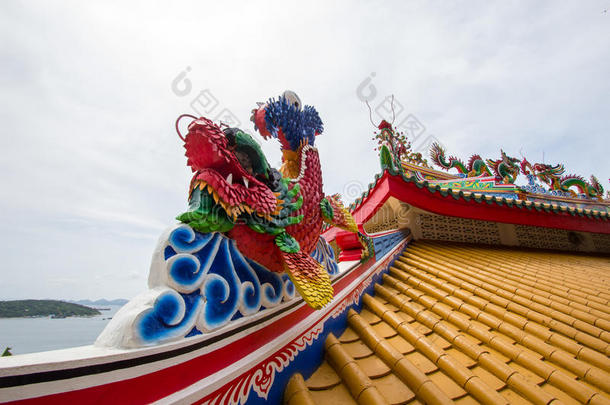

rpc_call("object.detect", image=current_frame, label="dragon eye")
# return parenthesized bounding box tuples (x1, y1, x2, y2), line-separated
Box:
(282, 90, 301, 110)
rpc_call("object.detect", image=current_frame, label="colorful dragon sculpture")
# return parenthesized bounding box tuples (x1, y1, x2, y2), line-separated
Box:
(520, 158, 604, 198)
(429, 142, 494, 178)
(430, 143, 523, 184)
(486, 150, 521, 184)
(175, 91, 364, 310)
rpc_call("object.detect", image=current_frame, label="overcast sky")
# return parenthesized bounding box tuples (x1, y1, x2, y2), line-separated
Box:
(1, 1, 609, 300)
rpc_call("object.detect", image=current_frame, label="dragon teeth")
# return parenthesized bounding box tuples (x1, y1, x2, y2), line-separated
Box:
(226, 173, 233, 185)
(243, 177, 249, 188)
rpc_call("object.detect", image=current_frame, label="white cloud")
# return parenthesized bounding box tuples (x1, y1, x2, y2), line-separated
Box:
(0, 0, 608, 300)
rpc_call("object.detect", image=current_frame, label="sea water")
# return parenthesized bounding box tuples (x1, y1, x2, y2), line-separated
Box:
(0, 305, 124, 355)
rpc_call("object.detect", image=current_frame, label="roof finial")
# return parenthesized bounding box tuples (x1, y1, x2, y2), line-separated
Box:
(365, 100, 377, 128)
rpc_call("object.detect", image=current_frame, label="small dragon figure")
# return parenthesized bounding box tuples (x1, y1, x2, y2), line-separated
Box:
(429, 142, 492, 177)
(176, 91, 363, 309)
(520, 158, 604, 198)
(486, 150, 521, 184)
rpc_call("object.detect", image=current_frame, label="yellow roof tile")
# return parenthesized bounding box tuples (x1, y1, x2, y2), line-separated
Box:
(339, 327, 361, 343)
(342, 340, 375, 359)
(305, 361, 341, 391)
(308, 383, 358, 404)
(297, 241, 610, 405)
(355, 356, 392, 379)
(539, 382, 582, 405)
(285, 373, 316, 405)
(386, 335, 415, 355)
(360, 309, 382, 325)
(499, 387, 533, 404)
(428, 370, 467, 399)
(470, 365, 507, 391)
(507, 361, 546, 386)
(405, 352, 439, 374)
(373, 373, 416, 404)
(372, 321, 399, 339)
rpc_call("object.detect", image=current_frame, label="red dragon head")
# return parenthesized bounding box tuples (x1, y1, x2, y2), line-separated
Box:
(180, 116, 279, 219)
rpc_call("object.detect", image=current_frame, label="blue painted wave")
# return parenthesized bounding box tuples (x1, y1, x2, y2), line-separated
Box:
(310, 237, 339, 276)
(133, 225, 336, 345)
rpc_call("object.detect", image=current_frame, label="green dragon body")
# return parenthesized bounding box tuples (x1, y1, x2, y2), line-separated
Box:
(430, 143, 495, 178)
(486, 150, 521, 184)
(521, 159, 604, 198)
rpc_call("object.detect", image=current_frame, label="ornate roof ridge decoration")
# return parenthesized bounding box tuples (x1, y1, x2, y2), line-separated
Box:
(99, 91, 373, 348)
(321, 121, 609, 235)
(342, 168, 609, 220)
(428, 140, 605, 200)
(372, 119, 430, 170)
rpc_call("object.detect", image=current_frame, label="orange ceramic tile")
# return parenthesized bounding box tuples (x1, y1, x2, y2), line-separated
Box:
(384, 303, 400, 312)
(360, 308, 382, 325)
(396, 311, 415, 323)
(470, 365, 507, 391)
(356, 355, 392, 379)
(405, 351, 438, 374)
(301, 242, 610, 405)
(427, 333, 452, 350)
(443, 348, 477, 369)
(342, 340, 375, 359)
(498, 386, 536, 405)
(386, 335, 415, 354)
(506, 372, 556, 405)
(506, 361, 545, 386)
(305, 361, 341, 390)
(373, 373, 416, 404)
(414, 380, 455, 405)
(308, 383, 358, 405)
(285, 373, 316, 405)
(454, 394, 483, 405)
(340, 327, 361, 343)
(427, 370, 467, 399)
(539, 382, 581, 405)
(372, 321, 399, 339)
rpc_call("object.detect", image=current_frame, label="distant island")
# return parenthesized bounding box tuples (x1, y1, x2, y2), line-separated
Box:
(0, 300, 101, 318)
(69, 299, 128, 306)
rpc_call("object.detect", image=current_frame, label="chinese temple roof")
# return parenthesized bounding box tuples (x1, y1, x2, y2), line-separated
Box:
(285, 241, 610, 405)
(323, 170, 609, 246)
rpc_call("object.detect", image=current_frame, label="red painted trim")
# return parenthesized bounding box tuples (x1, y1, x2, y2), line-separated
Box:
(385, 174, 609, 234)
(4, 243, 385, 405)
(322, 172, 610, 239)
